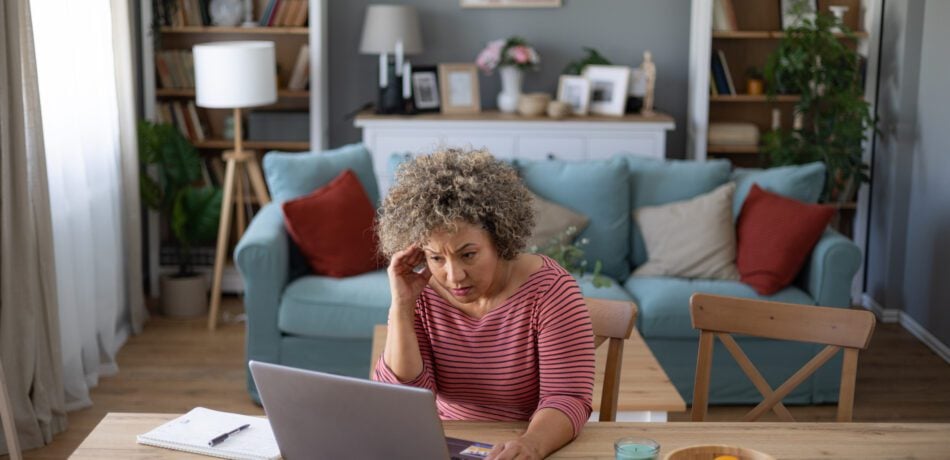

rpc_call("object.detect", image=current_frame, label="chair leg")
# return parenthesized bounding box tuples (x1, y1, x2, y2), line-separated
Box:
(691, 331, 714, 421)
(0, 360, 22, 460)
(837, 348, 859, 422)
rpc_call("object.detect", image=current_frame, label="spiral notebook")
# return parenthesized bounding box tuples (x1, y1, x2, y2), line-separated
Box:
(136, 407, 282, 460)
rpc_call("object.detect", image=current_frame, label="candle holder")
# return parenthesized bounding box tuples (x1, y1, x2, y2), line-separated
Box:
(377, 61, 405, 114)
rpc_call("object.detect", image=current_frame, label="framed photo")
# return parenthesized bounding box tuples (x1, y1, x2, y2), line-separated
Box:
(461, 0, 561, 8)
(411, 66, 441, 113)
(438, 63, 481, 114)
(582, 65, 630, 117)
(556, 75, 591, 116)
(781, 0, 817, 30)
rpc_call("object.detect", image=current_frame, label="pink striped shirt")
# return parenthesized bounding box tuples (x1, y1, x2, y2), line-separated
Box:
(374, 255, 595, 437)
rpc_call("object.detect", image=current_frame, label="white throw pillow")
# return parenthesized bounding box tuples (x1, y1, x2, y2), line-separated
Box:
(528, 192, 590, 249)
(632, 182, 739, 280)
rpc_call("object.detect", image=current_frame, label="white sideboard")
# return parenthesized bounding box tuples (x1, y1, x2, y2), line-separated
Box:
(354, 111, 675, 196)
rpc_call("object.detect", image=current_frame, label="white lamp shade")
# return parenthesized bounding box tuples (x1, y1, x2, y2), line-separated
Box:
(193, 41, 277, 108)
(359, 5, 423, 54)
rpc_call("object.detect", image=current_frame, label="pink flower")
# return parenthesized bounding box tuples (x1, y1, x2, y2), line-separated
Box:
(475, 37, 540, 74)
(508, 46, 530, 64)
(476, 39, 505, 74)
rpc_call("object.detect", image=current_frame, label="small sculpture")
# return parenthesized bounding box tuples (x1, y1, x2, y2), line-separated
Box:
(640, 51, 656, 116)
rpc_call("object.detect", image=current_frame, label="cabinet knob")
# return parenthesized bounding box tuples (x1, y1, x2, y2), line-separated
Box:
(546, 153, 556, 160)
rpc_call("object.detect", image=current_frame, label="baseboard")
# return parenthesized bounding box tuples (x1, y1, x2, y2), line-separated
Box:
(899, 312, 950, 364)
(861, 294, 900, 323)
(862, 293, 950, 363)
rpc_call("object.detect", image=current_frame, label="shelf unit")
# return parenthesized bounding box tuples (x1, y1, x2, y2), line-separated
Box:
(140, 0, 328, 296)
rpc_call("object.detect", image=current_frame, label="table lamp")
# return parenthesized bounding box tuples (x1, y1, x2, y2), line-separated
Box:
(359, 5, 423, 114)
(194, 40, 277, 330)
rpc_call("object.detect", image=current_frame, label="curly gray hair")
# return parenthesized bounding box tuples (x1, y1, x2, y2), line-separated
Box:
(376, 148, 535, 260)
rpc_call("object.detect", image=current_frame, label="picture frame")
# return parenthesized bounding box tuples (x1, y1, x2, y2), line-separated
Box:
(556, 75, 591, 116)
(438, 63, 481, 114)
(780, 0, 817, 30)
(460, 0, 561, 8)
(411, 65, 441, 113)
(582, 65, 630, 117)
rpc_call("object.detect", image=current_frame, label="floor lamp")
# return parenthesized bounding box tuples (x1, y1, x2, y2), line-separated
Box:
(194, 41, 277, 330)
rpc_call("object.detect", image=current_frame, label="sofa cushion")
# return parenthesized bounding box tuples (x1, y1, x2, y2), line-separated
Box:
(263, 143, 380, 205)
(572, 273, 633, 302)
(633, 182, 739, 280)
(731, 161, 825, 220)
(627, 157, 732, 268)
(278, 270, 391, 339)
(528, 191, 590, 249)
(282, 169, 383, 278)
(623, 276, 815, 339)
(517, 156, 631, 279)
(737, 184, 836, 295)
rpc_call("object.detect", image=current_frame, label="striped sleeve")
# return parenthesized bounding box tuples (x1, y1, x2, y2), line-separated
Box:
(372, 300, 438, 393)
(532, 273, 595, 438)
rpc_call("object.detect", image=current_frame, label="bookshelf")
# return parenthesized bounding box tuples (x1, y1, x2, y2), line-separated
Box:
(687, 0, 882, 246)
(140, 0, 328, 296)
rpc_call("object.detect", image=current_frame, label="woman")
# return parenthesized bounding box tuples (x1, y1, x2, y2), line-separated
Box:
(373, 149, 595, 460)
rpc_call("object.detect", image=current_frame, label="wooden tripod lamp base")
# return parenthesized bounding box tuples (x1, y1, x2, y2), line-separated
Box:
(208, 107, 270, 330)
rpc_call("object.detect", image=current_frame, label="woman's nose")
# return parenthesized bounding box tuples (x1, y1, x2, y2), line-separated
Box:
(445, 261, 466, 284)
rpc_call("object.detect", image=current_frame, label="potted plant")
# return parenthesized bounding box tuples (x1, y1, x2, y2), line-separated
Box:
(139, 121, 222, 317)
(761, 0, 875, 203)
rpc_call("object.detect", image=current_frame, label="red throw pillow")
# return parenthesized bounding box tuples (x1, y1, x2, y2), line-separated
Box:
(736, 184, 835, 295)
(282, 169, 383, 277)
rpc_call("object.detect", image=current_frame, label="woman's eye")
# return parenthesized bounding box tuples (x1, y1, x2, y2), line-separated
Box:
(463, 252, 476, 259)
(429, 256, 443, 262)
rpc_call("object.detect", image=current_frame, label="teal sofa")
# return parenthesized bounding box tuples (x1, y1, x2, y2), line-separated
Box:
(235, 144, 861, 405)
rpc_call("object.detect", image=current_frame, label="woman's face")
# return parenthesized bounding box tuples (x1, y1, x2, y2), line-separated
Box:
(422, 221, 505, 304)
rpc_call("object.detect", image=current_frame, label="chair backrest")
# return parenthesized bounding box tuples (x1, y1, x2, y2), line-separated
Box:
(369, 297, 638, 422)
(585, 297, 637, 422)
(688, 293, 875, 423)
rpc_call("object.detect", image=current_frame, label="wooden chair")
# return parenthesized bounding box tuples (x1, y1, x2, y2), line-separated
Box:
(0, 359, 22, 460)
(688, 293, 875, 422)
(369, 297, 637, 422)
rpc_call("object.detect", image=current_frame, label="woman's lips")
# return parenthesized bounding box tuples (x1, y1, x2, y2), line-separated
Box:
(451, 287, 472, 297)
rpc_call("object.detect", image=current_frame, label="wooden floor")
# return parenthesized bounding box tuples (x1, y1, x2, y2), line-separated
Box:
(16, 296, 950, 459)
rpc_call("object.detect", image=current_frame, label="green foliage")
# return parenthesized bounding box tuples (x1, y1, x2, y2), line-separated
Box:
(563, 47, 612, 76)
(762, 0, 875, 202)
(139, 120, 222, 276)
(529, 226, 611, 288)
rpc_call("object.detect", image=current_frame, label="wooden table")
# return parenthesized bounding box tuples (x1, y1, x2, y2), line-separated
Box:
(70, 413, 950, 459)
(371, 325, 685, 422)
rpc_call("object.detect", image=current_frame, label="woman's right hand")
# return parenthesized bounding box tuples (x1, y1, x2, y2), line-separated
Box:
(387, 246, 431, 316)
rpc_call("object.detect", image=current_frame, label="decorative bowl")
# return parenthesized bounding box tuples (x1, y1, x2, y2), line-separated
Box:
(546, 100, 571, 119)
(517, 93, 551, 117)
(664, 444, 775, 460)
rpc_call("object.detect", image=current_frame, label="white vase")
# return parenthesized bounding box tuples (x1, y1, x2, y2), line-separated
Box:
(497, 66, 523, 113)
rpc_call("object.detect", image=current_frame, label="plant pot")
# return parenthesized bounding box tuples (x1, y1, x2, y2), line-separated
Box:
(497, 66, 523, 113)
(160, 274, 208, 317)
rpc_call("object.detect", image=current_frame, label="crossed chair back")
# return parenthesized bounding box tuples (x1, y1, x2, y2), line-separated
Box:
(369, 297, 638, 422)
(689, 293, 875, 423)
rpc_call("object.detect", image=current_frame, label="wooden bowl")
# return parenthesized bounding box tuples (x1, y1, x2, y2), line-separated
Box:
(664, 444, 775, 460)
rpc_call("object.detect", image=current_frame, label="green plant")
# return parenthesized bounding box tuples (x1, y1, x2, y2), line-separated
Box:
(762, 0, 875, 202)
(139, 121, 222, 277)
(562, 47, 612, 75)
(529, 226, 611, 288)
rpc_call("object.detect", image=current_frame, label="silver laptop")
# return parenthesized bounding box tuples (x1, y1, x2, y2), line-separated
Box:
(248, 360, 491, 460)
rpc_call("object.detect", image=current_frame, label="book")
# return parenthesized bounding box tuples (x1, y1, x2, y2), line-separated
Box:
(716, 49, 737, 95)
(287, 44, 309, 90)
(292, 0, 308, 27)
(710, 52, 730, 95)
(137, 407, 281, 460)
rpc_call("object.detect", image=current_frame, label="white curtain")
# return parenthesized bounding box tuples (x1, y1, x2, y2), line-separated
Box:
(30, 0, 147, 410)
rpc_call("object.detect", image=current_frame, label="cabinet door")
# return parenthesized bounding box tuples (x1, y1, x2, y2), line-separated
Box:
(516, 136, 586, 161)
(443, 135, 516, 159)
(587, 135, 663, 160)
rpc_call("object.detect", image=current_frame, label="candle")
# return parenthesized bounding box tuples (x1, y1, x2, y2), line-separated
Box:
(379, 52, 388, 88)
(394, 40, 404, 76)
(402, 62, 412, 99)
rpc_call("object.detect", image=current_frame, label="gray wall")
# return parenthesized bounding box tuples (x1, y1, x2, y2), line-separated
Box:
(327, 0, 692, 157)
(866, 0, 950, 346)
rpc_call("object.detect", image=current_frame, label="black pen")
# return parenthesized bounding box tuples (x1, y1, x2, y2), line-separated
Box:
(208, 423, 250, 447)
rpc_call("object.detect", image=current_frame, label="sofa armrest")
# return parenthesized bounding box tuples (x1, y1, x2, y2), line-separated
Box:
(235, 203, 289, 366)
(799, 229, 861, 307)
